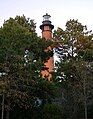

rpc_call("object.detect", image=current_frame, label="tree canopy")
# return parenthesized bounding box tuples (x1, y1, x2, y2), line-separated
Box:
(0, 15, 93, 119)
(0, 15, 55, 119)
(53, 19, 93, 119)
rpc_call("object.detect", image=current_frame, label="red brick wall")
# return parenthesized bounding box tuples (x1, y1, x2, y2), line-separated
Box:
(41, 26, 54, 80)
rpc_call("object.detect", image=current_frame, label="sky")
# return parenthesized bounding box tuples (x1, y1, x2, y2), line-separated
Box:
(0, 0, 93, 36)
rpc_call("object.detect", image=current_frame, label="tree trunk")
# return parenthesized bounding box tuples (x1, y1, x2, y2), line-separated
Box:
(83, 77, 87, 119)
(1, 93, 5, 119)
(6, 100, 10, 119)
(6, 110, 9, 119)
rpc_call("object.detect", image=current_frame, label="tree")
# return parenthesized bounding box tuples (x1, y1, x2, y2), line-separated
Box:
(53, 19, 93, 119)
(42, 103, 62, 119)
(0, 15, 55, 119)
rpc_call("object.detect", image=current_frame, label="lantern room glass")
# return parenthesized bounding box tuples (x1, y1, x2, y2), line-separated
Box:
(43, 13, 51, 21)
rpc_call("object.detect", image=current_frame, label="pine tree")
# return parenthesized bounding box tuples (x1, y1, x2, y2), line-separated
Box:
(53, 19, 93, 119)
(0, 15, 55, 119)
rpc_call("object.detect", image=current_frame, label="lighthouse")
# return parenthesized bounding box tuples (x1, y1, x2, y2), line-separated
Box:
(40, 13, 54, 80)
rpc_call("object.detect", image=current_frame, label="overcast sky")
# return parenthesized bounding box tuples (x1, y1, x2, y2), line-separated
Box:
(0, 0, 93, 35)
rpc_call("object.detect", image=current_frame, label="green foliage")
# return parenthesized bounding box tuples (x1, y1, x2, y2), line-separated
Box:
(0, 15, 55, 119)
(53, 19, 93, 119)
(42, 103, 62, 119)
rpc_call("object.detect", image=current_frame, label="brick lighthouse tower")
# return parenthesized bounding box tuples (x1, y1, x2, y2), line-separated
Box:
(40, 13, 54, 80)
